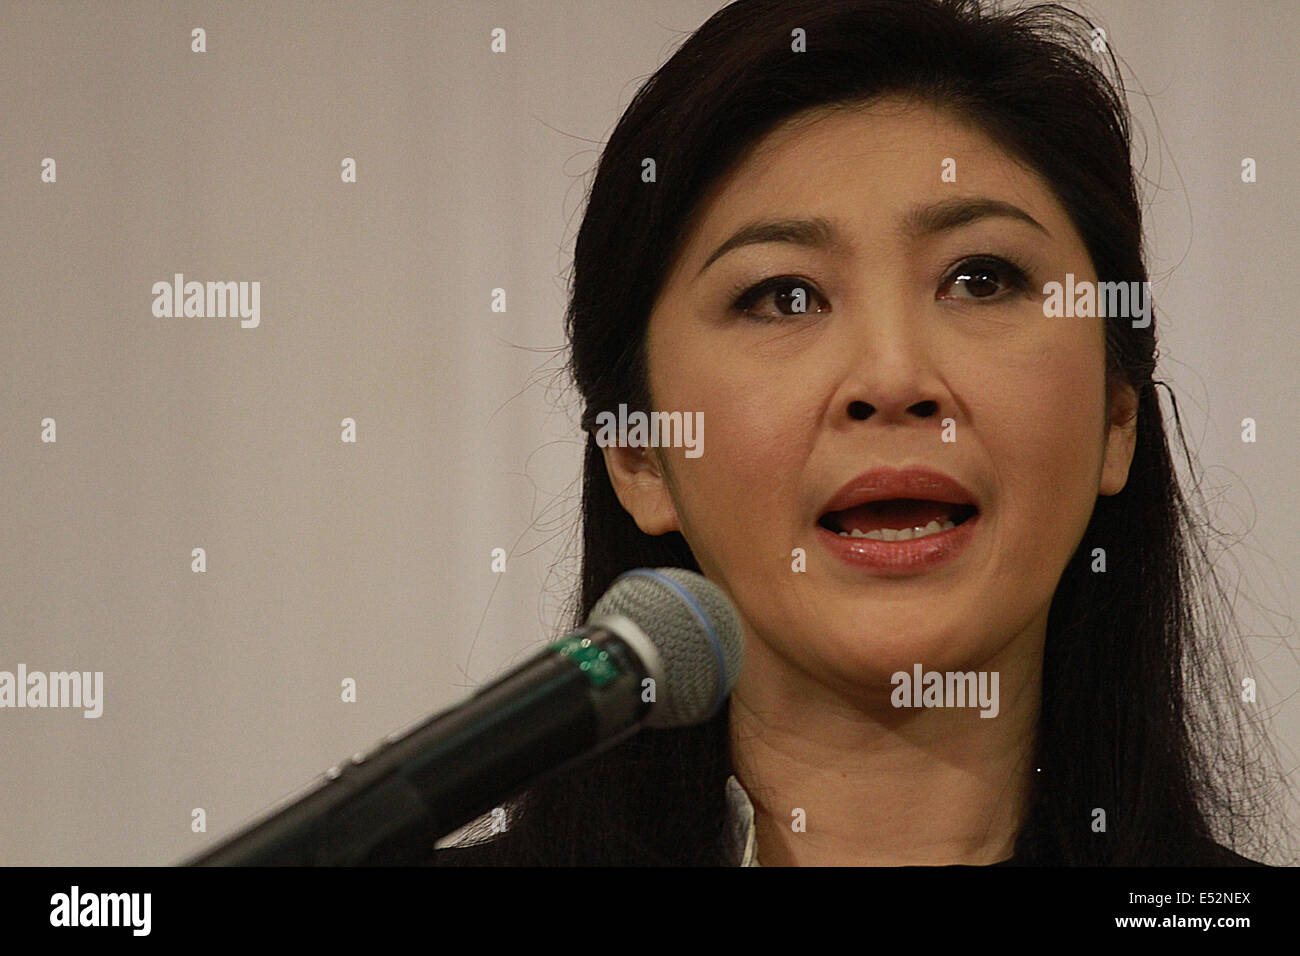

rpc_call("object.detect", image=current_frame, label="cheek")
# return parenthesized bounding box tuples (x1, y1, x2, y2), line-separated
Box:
(979, 332, 1108, 555)
(650, 335, 819, 568)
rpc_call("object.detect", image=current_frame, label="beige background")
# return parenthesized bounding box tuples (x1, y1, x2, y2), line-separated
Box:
(1, 0, 1296, 865)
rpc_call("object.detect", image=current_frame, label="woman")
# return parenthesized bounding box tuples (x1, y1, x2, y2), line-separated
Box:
(434, 0, 1290, 865)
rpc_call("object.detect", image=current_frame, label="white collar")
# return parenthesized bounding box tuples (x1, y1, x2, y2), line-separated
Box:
(440, 773, 764, 863)
(725, 774, 761, 866)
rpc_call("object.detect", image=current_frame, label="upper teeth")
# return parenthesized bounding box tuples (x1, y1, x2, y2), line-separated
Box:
(836, 519, 956, 541)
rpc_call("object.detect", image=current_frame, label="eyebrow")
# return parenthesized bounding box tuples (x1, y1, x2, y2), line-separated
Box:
(695, 198, 1051, 277)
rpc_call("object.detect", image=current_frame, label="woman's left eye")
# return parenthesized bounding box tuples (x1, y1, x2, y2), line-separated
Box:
(731, 276, 830, 321)
(937, 256, 1032, 301)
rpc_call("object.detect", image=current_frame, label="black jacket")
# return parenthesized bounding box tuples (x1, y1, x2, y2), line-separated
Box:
(425, 824, 1267, 867)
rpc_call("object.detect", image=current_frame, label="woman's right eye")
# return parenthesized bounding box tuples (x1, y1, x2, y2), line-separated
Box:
(731, 277, 830, 322)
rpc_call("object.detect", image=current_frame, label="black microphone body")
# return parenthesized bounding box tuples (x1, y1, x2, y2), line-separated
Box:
(186, 624, 650, 866)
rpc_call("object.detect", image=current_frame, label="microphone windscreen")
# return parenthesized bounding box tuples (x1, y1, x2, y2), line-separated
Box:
(589, 567, 744, 728)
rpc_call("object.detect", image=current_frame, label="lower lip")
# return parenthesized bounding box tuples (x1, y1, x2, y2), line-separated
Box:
(815, 514, 980, 576)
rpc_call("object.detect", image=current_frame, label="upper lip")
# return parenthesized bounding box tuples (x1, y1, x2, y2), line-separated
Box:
(819, 466, 978, 519)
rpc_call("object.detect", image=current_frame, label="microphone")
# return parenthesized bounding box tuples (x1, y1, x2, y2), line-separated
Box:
(183, 567, 744, 866)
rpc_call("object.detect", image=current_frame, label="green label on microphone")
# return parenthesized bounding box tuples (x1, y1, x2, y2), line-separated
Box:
(550, 634, 620, 688)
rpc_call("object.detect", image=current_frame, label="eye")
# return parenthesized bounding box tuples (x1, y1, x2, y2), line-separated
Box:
(937, 256, 1031, 302)
(731, 276, 830, 321)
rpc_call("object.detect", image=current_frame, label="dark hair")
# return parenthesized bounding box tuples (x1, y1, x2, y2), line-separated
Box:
(482, 0, 1291, 865)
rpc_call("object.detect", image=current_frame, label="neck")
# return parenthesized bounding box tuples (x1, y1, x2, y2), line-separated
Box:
(727, 623, 1043, 866)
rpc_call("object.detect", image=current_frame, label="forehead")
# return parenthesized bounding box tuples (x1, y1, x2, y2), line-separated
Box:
(674, 96, 1070, 265)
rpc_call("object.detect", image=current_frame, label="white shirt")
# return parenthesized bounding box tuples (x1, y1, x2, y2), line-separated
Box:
(437, 773, 764, 864)
(726, 773, 761, 867)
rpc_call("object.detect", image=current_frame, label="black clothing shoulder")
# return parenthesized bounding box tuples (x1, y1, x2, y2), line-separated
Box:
(425, 830, 1267, 866)
(1180, 839, 1267, 867)
(426, 830, 530, 866)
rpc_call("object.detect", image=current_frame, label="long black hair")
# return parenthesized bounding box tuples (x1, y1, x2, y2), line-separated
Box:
(463, 0, 1292, 865)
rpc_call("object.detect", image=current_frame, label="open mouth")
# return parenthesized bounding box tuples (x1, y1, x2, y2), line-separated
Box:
(817, 498, 979, 542)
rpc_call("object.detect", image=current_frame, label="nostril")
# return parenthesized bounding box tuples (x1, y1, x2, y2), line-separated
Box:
(848, 401, 872, 420)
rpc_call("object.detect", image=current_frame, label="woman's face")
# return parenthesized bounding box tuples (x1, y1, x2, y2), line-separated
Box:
(603, 97, 1138, 698)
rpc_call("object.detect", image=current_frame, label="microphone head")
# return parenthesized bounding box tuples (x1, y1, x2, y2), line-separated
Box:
(588, 567, 744, 729)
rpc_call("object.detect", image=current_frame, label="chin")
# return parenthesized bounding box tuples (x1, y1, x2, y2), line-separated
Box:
(817, 613, 992, 681)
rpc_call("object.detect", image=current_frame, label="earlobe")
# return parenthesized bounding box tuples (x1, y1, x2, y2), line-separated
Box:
(599, 441, 682, 535)
(1099, 380, 1139, 496)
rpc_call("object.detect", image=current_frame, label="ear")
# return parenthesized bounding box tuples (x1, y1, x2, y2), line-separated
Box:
(1099, 379, 1139, 496)
(600, 442, 682, 535)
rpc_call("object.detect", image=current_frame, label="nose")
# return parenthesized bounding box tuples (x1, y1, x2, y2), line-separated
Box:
(832, 302, 950, 428)
(847, 397, 940, 422)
